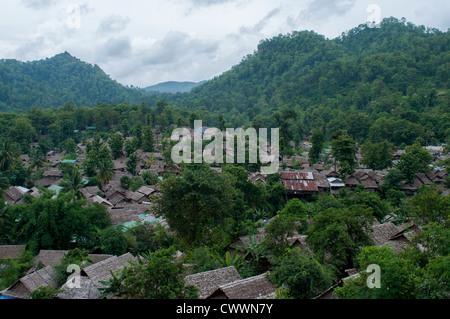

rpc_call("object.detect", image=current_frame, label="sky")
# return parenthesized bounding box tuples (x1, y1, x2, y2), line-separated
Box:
(0, 0, 449, 88)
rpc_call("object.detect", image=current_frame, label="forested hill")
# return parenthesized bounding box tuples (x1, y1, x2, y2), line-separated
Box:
(1, 18, 449, 147)
(0, 52, 145, 112)
(161, 17, 449, 146)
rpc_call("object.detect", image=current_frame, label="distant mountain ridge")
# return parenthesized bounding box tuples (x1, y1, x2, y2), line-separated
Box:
(144, 81, 207, 94)
(0, 52, 145, 112)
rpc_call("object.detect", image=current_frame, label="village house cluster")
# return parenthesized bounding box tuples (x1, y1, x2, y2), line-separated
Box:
(0, 127, 448, 300)
(0, 217, 421, 299)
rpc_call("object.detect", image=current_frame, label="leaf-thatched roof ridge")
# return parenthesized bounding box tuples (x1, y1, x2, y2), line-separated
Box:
(1, 265, 58, 299)
(184, 266, 243, 299)
(80, 253, 137, 290)
(0, 245, 26, 260)
(369, 222, 402, 246)
(56, 277, 102, 300)
(207, 273, 276, 299)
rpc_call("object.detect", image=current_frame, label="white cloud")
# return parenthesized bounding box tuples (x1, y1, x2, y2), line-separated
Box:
(0, 0, 449, 87)
(97, 15, 130, 36)
(20, 0, 56, 10)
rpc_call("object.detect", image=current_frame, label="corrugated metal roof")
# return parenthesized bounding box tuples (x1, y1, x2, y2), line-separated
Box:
(281, 171, 315, 180)
(281, 171, 318, 192)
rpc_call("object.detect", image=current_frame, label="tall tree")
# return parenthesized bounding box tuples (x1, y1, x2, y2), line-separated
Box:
(306, 205, 374, 271)
(309, 128, 325, 165)
(100, 248, 198, 299)
(396, 142, 433, 183)
(0, 138, 18, 172)
(361, 140, 394, 170)
(156, 164, 236, 249)
(331, 132, 357, 176)
(97, 146, 115, 186)
(133, 121, 143, 148)
(9, 192, 110, 251)
(269, 247, 334, 299)
(407, 186, 449, 226)
(109, 133, 124, 160)
(126, 153, 138, 176)
(60, 168, 88, 200)
(141, 126, 155, 152)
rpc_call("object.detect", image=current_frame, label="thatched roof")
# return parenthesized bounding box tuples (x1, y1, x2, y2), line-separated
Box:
(369, 221, 418, 253)
(29, 250, 67, 273)
(2, 265, 58, 299)
(112, 157, 128, 171)
(207, 273, 276, 299)
(81, 186, 102, 198)
(125, 190, 147, 203)
(344, 176, 360, 187)
(104, 181, 127, 198)
(81, 253, 137, 290)
(89, 195, 114, 207)
(105, 191, 125, 206)
(43, 169, 64, 178)
(109, 203, 152, 226)
(359, 176, 378, 189)
(28, 250, 112, 273)
(369, 222, 401, 247)
(249, 172, 267, 184)
(56, 277, 102, 300)
(3, 187, 25, 204)
(0, 245, 26, 260)
(313, 172, 330, 189)
(136, 186, 156, 197)
(34, 177, 60, 187)
(184, 266, 243, 299)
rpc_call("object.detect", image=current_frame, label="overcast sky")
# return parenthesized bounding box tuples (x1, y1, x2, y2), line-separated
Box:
(1, 0, 449, 88)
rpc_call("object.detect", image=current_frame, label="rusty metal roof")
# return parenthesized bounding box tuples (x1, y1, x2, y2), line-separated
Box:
(281, 171, 318, 192)
(281, 171, 315, 180)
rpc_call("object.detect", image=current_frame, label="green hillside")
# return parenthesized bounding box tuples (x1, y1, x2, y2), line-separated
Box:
(162, 17, 449, 146)
(1, 17, 449, 147)
(0, 52, 145, 112)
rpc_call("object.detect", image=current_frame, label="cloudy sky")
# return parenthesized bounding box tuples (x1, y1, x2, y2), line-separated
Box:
(1, 0, 449, 88)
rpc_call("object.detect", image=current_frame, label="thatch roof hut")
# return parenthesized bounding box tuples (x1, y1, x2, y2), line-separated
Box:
(56, 253, 136, 300)
(368, 222, 419, 253)
(108, 203, 152, 226)
(28, 250, 112, 274)
(0, 245, 26, 260)
(207, 273, 276, 299)
(3, 187, 27, 205)
(80, 253, 137, 290)
(369, 222, 402, 246)
(1, 265, 58, 299)
(56, 277, 102, 300)
(28, 250, 67, 273)
(184, 266, 243, 299)
(136, 186, 156, 197)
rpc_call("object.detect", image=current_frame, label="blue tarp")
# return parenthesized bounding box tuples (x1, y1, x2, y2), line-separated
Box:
(0, 295, 14, 299)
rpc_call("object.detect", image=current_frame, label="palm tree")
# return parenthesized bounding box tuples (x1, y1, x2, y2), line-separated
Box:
(0, 139, 18, 172)
(60, 168, 88, 200)
(0, 175, 9, 191)
(29, 147, 46, 170)
(97, 156, 115, 187)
